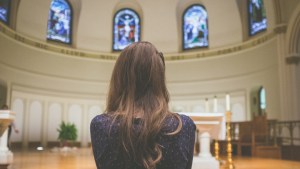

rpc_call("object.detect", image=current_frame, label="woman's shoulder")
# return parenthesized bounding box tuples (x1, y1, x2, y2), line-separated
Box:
(178, 114, 196, 132)
(178, 114, 195, 126)
(90, 113, 113, 131)
(91, 113, 111, 123)
(163, 113, 195, 133)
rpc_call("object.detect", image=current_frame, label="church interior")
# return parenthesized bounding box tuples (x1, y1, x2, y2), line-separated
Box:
(0, 0, 300, 168)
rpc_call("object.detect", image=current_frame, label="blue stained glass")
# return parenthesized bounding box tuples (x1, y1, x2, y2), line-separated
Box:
(113, 9, 140, 51)
(248, 0, 267, 36)
(183, 5, 208, 50)
(260, 87, 266, 110)
(0, 0, 10, 24)
(47, 0, 72, 44)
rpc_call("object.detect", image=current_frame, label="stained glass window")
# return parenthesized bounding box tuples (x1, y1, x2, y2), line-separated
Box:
(0, 0, 10, 24)
(259, 87, 266, 110)
(47, 0, 72, 44)
(248, 0, 267, 36)
(113, 9, 140, 51)
(183, 5, 208, 50)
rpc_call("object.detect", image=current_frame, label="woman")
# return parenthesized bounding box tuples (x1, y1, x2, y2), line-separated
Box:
(90, 41, 196, 169)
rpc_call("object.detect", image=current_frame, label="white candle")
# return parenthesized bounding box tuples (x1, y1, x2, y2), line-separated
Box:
(213, 96, 218, 113)
(205, 98, 209, 112)
(226, 94, 231, 111)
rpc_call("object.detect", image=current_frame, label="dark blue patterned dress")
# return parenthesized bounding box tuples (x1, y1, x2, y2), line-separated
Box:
(90, 113, 196, 169)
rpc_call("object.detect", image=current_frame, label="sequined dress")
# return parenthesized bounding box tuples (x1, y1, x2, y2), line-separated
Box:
(90, 113, 196, 169)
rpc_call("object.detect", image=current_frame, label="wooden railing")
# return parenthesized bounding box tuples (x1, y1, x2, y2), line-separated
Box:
(223, 120, 300, 160)
(275, 121, 300, 145)
(229, 120, 300, 146)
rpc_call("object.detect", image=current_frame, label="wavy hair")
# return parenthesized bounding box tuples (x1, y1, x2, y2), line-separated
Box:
(106, 41, 182, 169)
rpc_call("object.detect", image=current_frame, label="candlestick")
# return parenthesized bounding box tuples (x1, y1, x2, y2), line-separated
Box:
(213, 96, 218, 113)
(214, 139, 219, 161)
(226, 94, 230, 111)
(205, 98, 209, 112)
(225, 111, 235, 169)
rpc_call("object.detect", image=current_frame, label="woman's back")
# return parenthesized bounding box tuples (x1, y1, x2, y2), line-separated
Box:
(90, 41, 196, 169)
(91, 113, 195, 169)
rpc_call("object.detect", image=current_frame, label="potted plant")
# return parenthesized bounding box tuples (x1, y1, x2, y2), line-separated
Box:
(57, 121, 78, 147)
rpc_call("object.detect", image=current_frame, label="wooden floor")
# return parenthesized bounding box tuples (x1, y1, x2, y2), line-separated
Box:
(8, 148, 300, 169)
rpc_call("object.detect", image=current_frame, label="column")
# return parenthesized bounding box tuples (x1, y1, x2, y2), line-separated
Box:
(275, 24, 291, 120)
(41, 101, 48, 148)
(81, 104, 88, 147)
(22, 99, 29, 149)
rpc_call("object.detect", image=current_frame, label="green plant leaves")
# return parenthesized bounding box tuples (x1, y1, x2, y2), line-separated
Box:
(57, 121, 78, 141)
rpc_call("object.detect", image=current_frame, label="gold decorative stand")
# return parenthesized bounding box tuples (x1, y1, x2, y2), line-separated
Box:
(214, 139, 219, 161)
(225, 111, 235, 169)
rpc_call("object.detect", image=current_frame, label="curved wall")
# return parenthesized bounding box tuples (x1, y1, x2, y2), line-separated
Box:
(0, 27, 281, 110)
(0, 27, 281, 147)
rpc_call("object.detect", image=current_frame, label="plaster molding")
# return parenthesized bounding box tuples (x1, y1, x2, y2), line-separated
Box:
(273, 23, 287, 34)
(286, 53, 300, 64)
(0, 22, 277, 61)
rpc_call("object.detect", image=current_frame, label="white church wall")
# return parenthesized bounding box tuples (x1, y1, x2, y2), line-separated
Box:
(28, 101, 42, 142)
(170, 91, 247, 122)
(67, 104, 83, 142)
(9, 89, 104, 147)
(166, 38, 281, 120)
(11, 98, 24, 142)
(16, 0, 51, 41)
(76, 0, 117, 52)
(231, 102, 246, 122)
(48, 103, 62, 141)
(262, 0, 276, 35)
(87, 106, 102, 143)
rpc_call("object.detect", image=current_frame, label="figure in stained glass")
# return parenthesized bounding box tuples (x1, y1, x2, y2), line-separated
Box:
(47, 0, 72, 44)
(113, 9, 140, 51)
(248, 0, 267, 36)
(183, 5, 208, 50)
(0, 0, 10, 24)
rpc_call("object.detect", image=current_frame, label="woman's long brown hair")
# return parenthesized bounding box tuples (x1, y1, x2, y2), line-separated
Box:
(106, 41, 182, 169)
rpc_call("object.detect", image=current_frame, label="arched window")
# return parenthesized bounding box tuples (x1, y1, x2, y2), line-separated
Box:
(0, 0, 11, 24)
(183, 4, 208, 50)
(248, 0, 267, 36)
(259, 87, 266, 114)
(113, 8, 140, 51)
(47, 0, 72, 44)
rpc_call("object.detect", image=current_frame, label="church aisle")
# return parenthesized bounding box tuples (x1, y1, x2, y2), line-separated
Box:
(9, 148, 300, 169)
(10, 148, 96, 169)
(224, 157, 300, 169)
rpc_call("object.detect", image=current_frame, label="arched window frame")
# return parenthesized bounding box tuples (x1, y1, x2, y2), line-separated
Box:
(182, 4, 209, 50)
(112, 8, 141, 51)
(258, 86, 266, 115)
(248, 0, 267, 36)
(47, 0, 73, 44)
(0, 0, 11, 25)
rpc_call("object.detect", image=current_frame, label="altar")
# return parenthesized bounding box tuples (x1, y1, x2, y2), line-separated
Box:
(180, 112, 226, 169)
